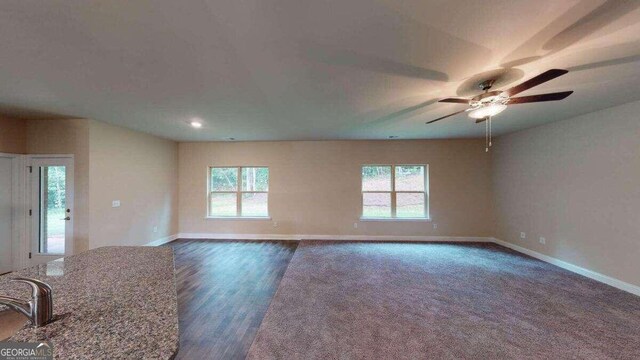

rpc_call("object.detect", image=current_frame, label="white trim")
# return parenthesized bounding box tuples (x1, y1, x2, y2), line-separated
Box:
(179, 233, 298, 241)
(146, 234, 179, 247)
(360, 217, 431, 222)
(492, 238, 640, 297)
(177, 233, 490, 242)
(0, 153, 26, 273)
(13, 155, 27, 271)
(204, 216, 272, 221)
(27, 154, 76, 159)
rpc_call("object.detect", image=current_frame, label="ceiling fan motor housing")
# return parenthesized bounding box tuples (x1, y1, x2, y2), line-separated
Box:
(478, 79, 496, 91)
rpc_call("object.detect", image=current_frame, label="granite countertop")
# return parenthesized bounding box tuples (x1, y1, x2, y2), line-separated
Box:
(0, 246, 179, 359)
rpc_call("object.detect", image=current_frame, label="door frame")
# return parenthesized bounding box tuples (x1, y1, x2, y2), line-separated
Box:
(26, 154, 75, 266)
(0, 152, 27, 273)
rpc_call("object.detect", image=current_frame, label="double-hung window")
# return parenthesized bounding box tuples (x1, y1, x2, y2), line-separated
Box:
(361, 165, 428, 219)
(208, 167, 269, 218)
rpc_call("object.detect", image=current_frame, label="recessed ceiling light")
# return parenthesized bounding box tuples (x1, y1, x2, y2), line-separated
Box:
(190, 118, 203, 128)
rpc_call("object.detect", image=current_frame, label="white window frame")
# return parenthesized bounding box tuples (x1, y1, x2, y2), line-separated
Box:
(207, 166, 270, 219)
(360, 164, 430, 221)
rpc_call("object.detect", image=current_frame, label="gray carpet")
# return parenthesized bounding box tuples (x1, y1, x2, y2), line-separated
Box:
(247, 241, 640, 359)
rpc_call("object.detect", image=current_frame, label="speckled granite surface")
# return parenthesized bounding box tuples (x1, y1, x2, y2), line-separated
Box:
(0, 247, 179, 359)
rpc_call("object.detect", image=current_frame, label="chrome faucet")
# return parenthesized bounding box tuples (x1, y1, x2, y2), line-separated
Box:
(0, 277, 53, 327)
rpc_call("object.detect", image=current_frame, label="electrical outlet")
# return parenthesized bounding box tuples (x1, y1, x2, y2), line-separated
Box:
(353, 222, 358, 229)
(433, 223, 438, 229)
(520, 232, 526, 239)
(539, 237, 546, 245)
(153, 226, 158, 233)
(112, 200, 120, 208)
(273, 221, 278, 228)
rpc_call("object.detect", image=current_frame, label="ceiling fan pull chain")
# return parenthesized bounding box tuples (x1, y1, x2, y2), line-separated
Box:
(489, 116, 492, 147)
(485, 117, 489, 152)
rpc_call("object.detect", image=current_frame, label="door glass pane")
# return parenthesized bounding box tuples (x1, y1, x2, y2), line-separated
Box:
(211, 167, 238, 191)
(362, 166, 391, 191)
(362, 192, 391, 218)
(396, 193, 425, 218)
(241, 193, 268, 217)
(40, 166, 66, 254)
(210, 193, 237, 216)
(242, 167, 269, 191)
(395, 166, 425, 191)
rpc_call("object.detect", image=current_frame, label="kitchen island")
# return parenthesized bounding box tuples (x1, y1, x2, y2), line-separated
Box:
(0, 246, 179, 359)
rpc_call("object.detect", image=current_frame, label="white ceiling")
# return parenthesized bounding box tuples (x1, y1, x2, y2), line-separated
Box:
(1, 0, 639, 141)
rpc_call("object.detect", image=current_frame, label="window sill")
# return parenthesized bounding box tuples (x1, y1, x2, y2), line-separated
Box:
(205, 216, 272, 221)
(359, 217, 431, 222)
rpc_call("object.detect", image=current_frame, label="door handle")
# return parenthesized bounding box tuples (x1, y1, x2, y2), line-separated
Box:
(60, 217, 71, 221)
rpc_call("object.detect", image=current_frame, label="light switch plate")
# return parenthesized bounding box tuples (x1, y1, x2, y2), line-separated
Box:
(112, 200, 121, 208)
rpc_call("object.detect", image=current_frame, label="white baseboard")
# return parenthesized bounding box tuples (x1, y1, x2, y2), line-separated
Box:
(493, 238, 640, 297)
(146, 234, 179, 247)
(177, 233, 300, 241)
(176, 233, 492, 242)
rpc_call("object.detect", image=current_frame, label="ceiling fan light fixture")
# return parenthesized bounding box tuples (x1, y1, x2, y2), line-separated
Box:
(468, 103, 507, 119)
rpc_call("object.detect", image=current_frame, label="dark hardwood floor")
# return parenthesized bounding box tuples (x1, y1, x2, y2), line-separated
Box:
(166, 239, 298, 360)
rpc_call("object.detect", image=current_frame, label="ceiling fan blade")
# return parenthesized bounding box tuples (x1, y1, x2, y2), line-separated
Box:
(505, 69, 569, 96)
(426, 109, 467, 124)
(508, 91, 574, 104)
(438, 97, 470, 104)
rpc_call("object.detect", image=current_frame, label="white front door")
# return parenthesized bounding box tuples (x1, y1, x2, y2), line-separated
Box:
(0, 156, 13, 274)
(29, 156, 74, 265)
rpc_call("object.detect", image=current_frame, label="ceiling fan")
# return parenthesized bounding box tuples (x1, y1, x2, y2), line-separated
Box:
(426, 69, 573, 125)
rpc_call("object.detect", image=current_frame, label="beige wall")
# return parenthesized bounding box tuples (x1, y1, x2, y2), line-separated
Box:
(179, 140, 494, 237)
(493, 100, 640, 287)
(0, 116, 27, 154)
(26, 119, 91, 253)
(89, 120, 178, 248)
(21, 118, 178, 252)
